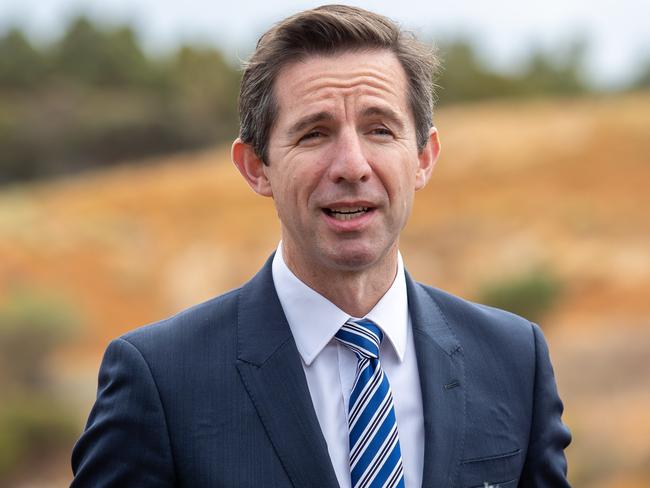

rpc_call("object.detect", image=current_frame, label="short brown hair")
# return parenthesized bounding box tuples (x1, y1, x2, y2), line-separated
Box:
(238, 4, 439, 163)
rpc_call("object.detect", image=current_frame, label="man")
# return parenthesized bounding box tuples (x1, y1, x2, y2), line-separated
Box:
(71, 5, 571, 487)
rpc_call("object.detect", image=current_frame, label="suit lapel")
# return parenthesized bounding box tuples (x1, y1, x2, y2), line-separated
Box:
(406, 273, 466, 488)
(236, 256, 339, 488)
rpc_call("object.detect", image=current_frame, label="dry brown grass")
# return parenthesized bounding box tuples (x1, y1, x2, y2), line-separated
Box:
(1, 93, 649, 486)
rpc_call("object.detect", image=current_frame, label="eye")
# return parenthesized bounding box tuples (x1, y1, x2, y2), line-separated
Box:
(298, 130, 325, 144)
(369, 126, 394, 137)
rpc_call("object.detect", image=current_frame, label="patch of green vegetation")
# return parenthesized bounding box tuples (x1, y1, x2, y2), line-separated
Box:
(475, 267, 563, 323)
(0, 288, 81, 480)
(0, 392, 78, 477)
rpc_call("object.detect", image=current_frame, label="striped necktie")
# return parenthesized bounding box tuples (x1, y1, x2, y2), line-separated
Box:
(335, 318, 405, 488)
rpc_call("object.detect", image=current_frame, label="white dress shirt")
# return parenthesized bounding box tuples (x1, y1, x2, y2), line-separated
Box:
(272, 244, 425, 488)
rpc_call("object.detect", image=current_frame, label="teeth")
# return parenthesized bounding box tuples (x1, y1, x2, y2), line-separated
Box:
(333, 213, 359, 220)
(330, 207, 368, 213)
(328, 207, 369, 220)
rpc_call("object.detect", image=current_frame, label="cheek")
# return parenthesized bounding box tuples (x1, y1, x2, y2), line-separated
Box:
(294, 159, 329, 198)
(376, 161, 416, 200)
(271, 168, 318, 217)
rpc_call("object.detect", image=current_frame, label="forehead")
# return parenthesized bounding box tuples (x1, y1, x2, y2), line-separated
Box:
(272, 49, 410, 126)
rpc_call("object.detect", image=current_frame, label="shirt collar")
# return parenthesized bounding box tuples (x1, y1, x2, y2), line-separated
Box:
(272, 243, 408, 366)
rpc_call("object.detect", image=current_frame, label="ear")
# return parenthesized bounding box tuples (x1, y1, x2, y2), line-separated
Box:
(415, 127, 441, 191)
(231, 138, 273, 197)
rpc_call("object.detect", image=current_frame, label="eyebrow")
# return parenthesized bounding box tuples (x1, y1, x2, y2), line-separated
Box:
(285, 106, 406, 137)
(287, 111, 334, 137)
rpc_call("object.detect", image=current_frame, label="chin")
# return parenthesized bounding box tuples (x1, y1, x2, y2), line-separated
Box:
(329, 255, 375, 271)
(320, 244, 387, 272)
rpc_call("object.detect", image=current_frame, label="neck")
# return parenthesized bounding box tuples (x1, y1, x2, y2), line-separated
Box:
(281, 242, 398, 318)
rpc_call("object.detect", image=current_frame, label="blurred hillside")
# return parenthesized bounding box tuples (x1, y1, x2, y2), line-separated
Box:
(0, 17, 240, 184)
(0, 93, 649, 486)
(4, 16, 650, 186)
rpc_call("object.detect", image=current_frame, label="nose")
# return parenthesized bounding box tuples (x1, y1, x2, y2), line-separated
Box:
(327, 129, 372, 184)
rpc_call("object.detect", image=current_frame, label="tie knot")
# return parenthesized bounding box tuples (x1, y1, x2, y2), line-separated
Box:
(335, 318, 383, 359)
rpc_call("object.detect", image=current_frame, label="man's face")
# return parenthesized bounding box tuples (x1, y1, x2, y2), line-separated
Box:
(248, 49, 438, 274)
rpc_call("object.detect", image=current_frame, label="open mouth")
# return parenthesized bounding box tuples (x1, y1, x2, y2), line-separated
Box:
(323, 206, 371, 221)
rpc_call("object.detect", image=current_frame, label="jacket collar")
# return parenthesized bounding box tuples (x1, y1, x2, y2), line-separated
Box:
(406, 273, 465, 487)
(236, 254, 340, 487)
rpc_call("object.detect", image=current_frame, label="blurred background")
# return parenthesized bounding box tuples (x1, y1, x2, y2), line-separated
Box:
(0, 0, 648, 486)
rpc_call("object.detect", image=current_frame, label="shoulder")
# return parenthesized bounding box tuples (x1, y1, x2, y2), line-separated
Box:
(412, 281, 538, 358)
(118, 286, 242, 359)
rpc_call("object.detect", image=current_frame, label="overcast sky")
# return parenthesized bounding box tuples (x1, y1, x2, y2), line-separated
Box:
(1, 0, 648, 87)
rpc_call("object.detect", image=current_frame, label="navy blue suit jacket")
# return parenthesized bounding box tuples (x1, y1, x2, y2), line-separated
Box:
(71, 255, 571, 487)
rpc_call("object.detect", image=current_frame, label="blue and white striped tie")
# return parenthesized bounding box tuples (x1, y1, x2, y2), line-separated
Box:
(335, 318, 405, 488)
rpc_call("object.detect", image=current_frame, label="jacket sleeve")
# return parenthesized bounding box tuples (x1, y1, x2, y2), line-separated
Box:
(71, 338, 176, 487)
(519, 323, 572, 487)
